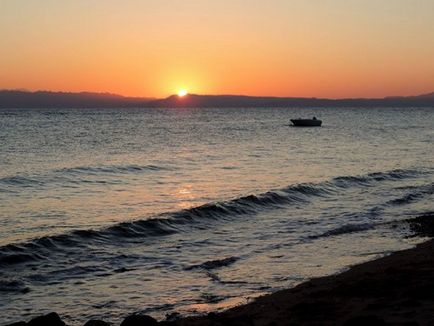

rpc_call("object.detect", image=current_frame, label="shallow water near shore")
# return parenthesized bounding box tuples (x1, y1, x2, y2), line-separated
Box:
(0, 107, 433, 325)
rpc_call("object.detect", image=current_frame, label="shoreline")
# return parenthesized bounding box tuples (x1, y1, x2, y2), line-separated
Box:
(6, 214, 434, 326)
(174, 214, 434, 325)
(175, 237, 434, 325)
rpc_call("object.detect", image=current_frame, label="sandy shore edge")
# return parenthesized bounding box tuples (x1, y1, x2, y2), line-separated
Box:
(6, 214, 434, 326)
(174, 214, 434, 325)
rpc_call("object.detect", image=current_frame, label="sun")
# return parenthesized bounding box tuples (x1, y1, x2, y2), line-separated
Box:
(178, 89, 188, 97)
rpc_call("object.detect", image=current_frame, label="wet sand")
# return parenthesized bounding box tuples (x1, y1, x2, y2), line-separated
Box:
(174, 215, 434, 326)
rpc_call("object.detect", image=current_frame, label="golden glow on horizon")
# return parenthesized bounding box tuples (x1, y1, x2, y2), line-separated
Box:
(178, 90, 188, 97)
(0, 1, 433, 98)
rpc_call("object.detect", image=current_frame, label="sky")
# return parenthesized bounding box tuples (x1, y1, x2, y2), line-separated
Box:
(1, 0, 433, 98)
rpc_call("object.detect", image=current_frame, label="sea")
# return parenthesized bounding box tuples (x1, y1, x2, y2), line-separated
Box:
(0, 106, 433, 325)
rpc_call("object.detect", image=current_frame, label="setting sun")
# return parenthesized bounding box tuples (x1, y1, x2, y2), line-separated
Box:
(178, 90, 188, 97)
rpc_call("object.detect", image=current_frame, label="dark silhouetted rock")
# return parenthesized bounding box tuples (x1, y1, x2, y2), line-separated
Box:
(408, 213, 434, 238)
(216, 316, 254, 326)
(27, 312, 65, 326)
(120, 314, 158, 326)
(164, 312, 180, 322)
(83, 320, 110, 326)
(5, 322, 27, 326)
(207, 312, 217, 319)
(343, 315, 387, 326)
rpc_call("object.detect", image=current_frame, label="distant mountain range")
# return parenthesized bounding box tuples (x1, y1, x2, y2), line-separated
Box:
(148, 93, 434, 108)
(1, 90, 433, 108)
(0, 90, 155, 108)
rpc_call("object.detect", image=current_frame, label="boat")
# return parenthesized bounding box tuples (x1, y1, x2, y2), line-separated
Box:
(290, 117, 322, 127)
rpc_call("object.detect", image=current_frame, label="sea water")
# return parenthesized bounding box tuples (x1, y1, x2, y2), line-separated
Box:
(0, 107, 433, 324)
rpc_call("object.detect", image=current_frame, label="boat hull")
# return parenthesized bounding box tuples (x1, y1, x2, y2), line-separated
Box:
(290, 119, 322, 127)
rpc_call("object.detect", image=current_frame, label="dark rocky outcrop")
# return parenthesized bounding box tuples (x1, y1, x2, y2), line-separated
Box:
(120, 314, 159, 326)
(407, 213, 434, 238)
(343, 315, 387, 326)
(27, 312, 66, 326)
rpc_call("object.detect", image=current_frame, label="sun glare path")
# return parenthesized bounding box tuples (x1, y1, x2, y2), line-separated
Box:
(178, 90, 188, 97)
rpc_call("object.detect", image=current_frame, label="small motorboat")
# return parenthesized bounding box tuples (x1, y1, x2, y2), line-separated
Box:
(290, 117, 322, 127)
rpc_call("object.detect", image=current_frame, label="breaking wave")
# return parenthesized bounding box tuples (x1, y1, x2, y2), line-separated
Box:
(0, 168, 428, 267)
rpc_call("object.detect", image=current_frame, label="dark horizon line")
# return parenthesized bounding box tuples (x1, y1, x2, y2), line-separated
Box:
(1, 88, 434, 108)
(1, 88, 434, 101)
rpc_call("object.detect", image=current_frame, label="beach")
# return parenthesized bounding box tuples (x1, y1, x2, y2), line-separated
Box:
(6, 213, 434, 325)
(175, 219, 434, 326)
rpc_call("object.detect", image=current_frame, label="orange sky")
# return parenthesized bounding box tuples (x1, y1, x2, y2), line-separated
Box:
(1, 0, 433, 98)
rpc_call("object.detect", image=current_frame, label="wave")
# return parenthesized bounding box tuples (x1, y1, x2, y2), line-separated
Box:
(0, 167, 429, 267)
(56, 164, 171, 175)
(331, 168, 423, 188)
(387, 183, 434, 206)
(311, 211, 434, 240)
(310, 223, 375, 239)
(0, 176, 44, 187)
(0, 184, 328, 267)
(185, 257, 239, 271)
(0, 164, 172, 189)
(0, 279, 30, 294)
